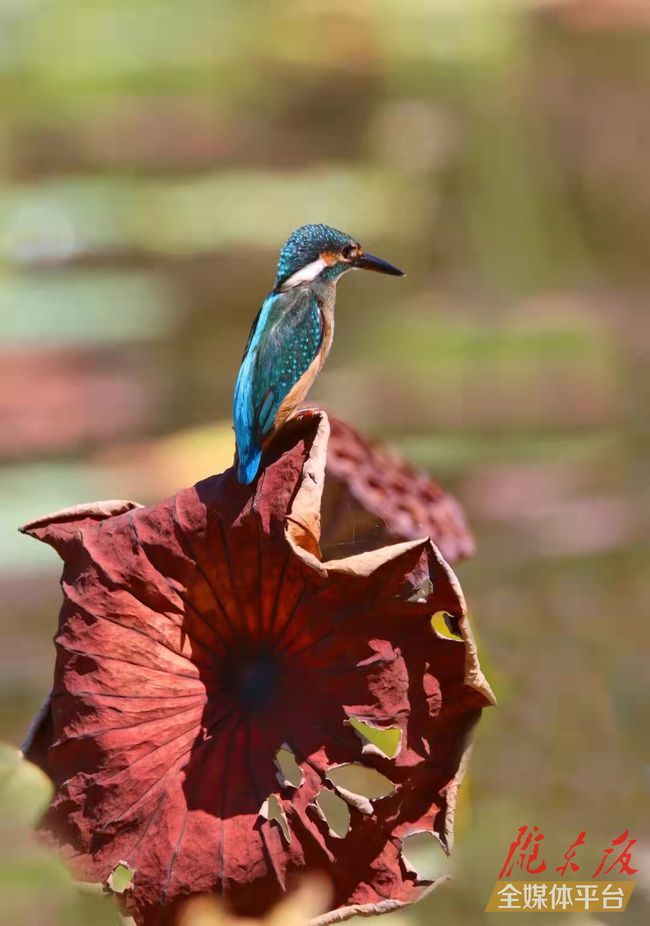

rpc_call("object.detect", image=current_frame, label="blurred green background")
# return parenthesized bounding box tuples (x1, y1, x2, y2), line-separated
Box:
(1, 0, 649, 923)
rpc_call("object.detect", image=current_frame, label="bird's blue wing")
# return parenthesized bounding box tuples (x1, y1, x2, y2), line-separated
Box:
(233, 288, 323, 483)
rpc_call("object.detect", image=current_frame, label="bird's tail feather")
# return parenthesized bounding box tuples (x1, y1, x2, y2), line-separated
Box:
(236, 447, 262, 485)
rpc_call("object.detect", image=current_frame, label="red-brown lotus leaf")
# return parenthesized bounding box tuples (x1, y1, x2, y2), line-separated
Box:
(322, 416, 475, 564)
(21, 412, 493, 924)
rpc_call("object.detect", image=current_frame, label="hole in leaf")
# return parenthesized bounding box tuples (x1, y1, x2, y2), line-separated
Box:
(275, 745, 302, 788)
(107, 861, 134, 894)
(403, 577, 433, 603)
(326, 764, 395, 809)
(401, 831, 448, 883)
(431, 611, 463, 641)
(259, 793, 290, 843)
(348, 718, 401, 759)
(315, 789, 350, 838)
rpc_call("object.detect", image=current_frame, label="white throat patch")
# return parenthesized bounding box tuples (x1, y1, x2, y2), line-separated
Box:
(280, 258, 327, 291)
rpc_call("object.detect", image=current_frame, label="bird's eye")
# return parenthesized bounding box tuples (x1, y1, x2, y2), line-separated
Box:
(341, 244, 354, 260)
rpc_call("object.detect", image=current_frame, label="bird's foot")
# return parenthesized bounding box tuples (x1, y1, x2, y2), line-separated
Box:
(294, 406, 320, 422)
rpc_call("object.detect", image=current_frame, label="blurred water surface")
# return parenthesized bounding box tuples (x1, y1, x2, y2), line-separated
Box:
(1, 1, 649, 924)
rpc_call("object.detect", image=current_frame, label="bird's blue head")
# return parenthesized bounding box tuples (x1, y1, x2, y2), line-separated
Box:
(274, 223, 404, 292)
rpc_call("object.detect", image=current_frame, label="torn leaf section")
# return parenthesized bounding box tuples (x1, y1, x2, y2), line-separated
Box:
(314, 789, 351, 838)
(431, 610, 463, 641)
(107, 861, 134, 894)
(327, 764, 395, 815)
(259, 794, 290, 843)
(275, 745, 302, 789)
(401, 831, 448, 883)
(348, 718, 401, 759)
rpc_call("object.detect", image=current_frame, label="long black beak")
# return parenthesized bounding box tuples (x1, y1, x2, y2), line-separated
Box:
(355, 252, 405, 276)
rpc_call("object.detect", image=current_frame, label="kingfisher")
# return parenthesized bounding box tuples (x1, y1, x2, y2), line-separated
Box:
(233, 223, 404, 484)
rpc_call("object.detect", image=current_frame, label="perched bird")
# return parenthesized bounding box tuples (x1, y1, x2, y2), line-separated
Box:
(233, 223, 404, 484)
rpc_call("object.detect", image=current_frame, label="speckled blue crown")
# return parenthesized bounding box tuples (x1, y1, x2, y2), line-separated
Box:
(275, 224, 353, 287)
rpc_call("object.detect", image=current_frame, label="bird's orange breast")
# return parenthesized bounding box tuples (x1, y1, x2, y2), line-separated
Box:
(269, 304, 334, 437)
